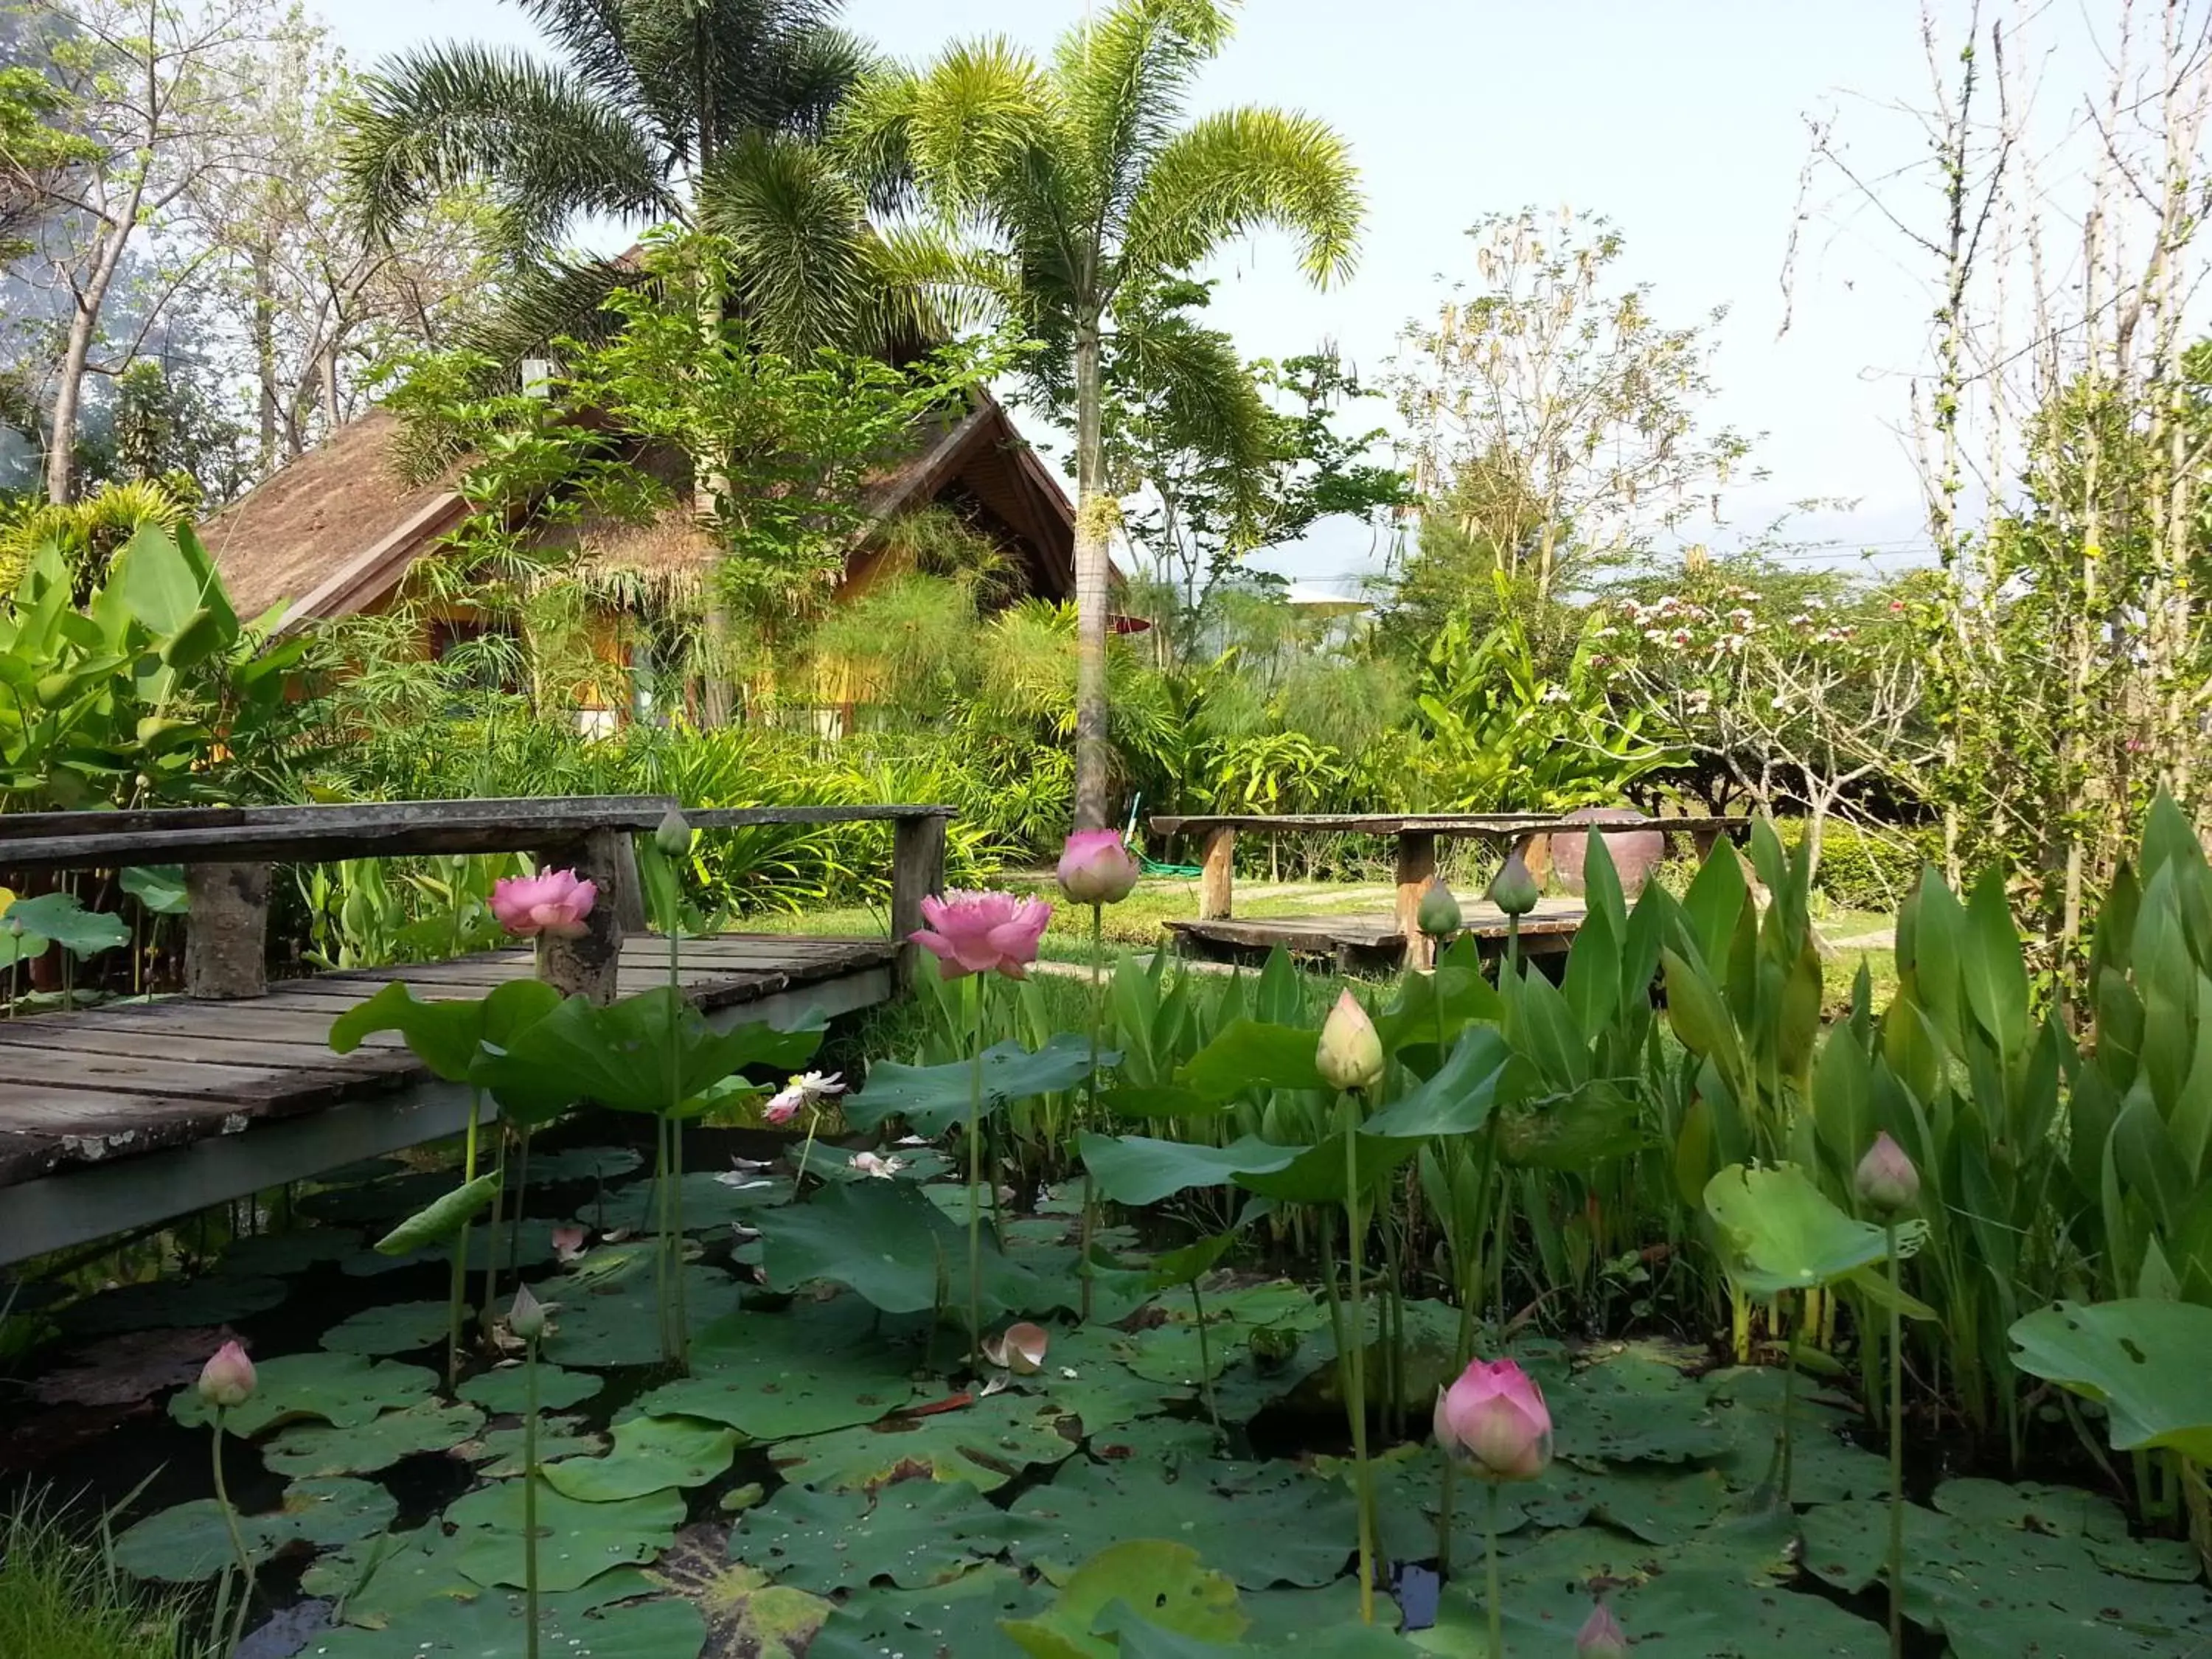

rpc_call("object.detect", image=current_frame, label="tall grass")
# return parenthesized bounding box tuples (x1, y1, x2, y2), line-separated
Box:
(0, 1492, 191, 1659)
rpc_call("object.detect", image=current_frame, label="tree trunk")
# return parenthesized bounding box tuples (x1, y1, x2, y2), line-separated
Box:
(46, 179, 143, 504)
(1072, 316, 1111, 830)
(253, 246, 279, 477)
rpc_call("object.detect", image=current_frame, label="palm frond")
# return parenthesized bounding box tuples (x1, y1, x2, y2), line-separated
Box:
(858, 223, 1021, 349)
(1111, 304, 1272, 538)
(509, 0, 653, 127)
(844, 42, 1062, 242)
(1121, 105, 1363, 288)
(699, 131, 880, 354)
(459, 253, 650, 366)
(1053, 0, 1234, 233)
(341, 43, 678, 253)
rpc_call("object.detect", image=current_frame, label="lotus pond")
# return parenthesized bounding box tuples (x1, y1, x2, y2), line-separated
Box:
(7, 821, 2212, 1659)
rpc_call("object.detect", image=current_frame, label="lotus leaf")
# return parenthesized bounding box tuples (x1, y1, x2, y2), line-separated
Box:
(446, 1476, 686, 1592)
(807, 1562, 1046, 1659)
(1009, 1458, 1356, 1590)
(638, 1308, 919, 1438)
(1357, 1026, 1512, 1138)
(655, 1545, 831, 1655)
(119, 863, 189, 914)
(543, 1262, 738, 1367)
(1702, 1163, 1898, 1294)
(114, 1476, 399, 1582)
(731, 1481, 1023, 1593)
(320, 1299, 453, 1355)
(521, 1145, 643, 1183)
(1178, 1020, 1326, 1100)
(774, 1390, 1078, 1493)
(580, 1169, 793, 1232)
(302, 1171, 473, 1227)
(328, 978, 563, 1085)
(759, 1178, 1059, 1321)
(216, 1228, 356, 1277)
(1077, 1133, 1301, 1206)
(459, 1362, 603, 1414)
(541, 1413, 739, 1500)
(347, 1216, 564, 1277)
(309, 1581, 703, 1658)
(1002, 1539, 1246, 1658)
(373, 1173, 500, 1255)
(2008, 1298, 2212, 1461)
(171, 1352, 438, 1436)
(6, 891, 128, 956)
(845, 1033, 1109, 1135)
(62, 1273, 286, 1335)
(262, 1400, 484, 1477)
(459, 1415, 607, 1476)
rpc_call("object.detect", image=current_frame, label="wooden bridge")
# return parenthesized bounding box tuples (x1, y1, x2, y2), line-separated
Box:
(1147, 811, 1747, 972)
(0, 798, 947, 1266)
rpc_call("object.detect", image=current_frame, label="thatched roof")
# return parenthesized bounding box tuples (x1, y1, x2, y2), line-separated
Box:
(201, 389, 1077, 630)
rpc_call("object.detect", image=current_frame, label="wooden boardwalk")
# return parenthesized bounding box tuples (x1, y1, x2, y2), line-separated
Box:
(0, 933, 894, 1265)
(1166, 894, 1586, 971)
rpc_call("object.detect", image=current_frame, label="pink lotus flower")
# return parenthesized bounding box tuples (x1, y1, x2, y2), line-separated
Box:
(1434, 1355, 1552, 1481)
(550, 1225, 588, 1263)
(491, 868, 597, 939)
(197, 1340, 256, 1410)
(1057, 830, 1141, 906)
(764, 1071, 845, 1126)
(1577, 1601, 1629, 1657)
(982, 1321, 1050, 1375)
(1855, 1130, 1920, 1214)
(911, 890, 1051, 980)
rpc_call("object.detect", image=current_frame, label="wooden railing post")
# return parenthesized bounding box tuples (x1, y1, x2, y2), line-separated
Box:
(536, 828, 626, 1004)
(891, 812, 947, 992)
(1199, 827, 1237, 920)
(1394, 830, 1438, 970)
(184, 862, 269, 999)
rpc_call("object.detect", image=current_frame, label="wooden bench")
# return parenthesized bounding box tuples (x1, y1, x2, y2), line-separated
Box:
(1146, 811, 1745, 970)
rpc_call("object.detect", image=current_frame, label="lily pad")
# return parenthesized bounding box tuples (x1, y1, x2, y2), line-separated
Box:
(775, 1391, 1078, 1494)
(523, 1145, 644, 1183)
(217, 1229, 358, 1277)
(310, 1581, 703, 1658)
(263, 1401, 485, 1477)
(459, 1363, 604, 1415)
(543, 1262, 739, 1368)
(658, 1535, 832, 1655)
(1003, 1538, 1247, 1655)
(807, 1561, 1046, 1659)
(115, 1477, 399, 1582)
(302, 1172, 473, 1228)
(344, 1217, 564, 1278)
(541, 1413, 740, 1500)
(1550, 1346, 1736, 1464)
(62, 1275, 287, 1335)
(581, 1171, 794, 1234)
(731, 1481, 1023, 1593)
(458, 1415, 608, 1477)
(1702, 1164, 1897, 1295)
(320, 1301, 454, 1356)
(638, 1307, 919, 1439)
(446, 1477, 686, 1593)
(1009, 1457, 1356, 1591)
(171, 1352, 439, 1437)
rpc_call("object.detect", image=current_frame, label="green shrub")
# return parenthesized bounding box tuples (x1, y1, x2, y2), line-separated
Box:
(1777, 816, 1941, 912)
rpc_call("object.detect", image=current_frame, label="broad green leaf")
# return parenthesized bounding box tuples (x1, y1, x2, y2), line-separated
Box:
(119, 863, 189, 914)
(1960, 867, 2031, 1057)
(759, 1178, 1058, 1320)
(114, 1477, 396, 1582)
(1233, 1132, 1421, 1206)
(1178, 1020, 1326, 1100)
(1701, 1163, 1897, 1295)
(1001, 1540, 1246, 1658)
(2010, 1299, 2212, 1461)
(4, 891, 128, 957)
(373, 1173, 500, 1255)
(540, 1413, 740, 1501)
(845, 1033, 1107, 1136)
(1079, 1133, 1302, 1205)
(446, 1478, 684, 1593)
(1660, 947, 1742, 1085)
(171, 1352, 438, 1438)
(1360, 1026, 1512, 1138)
(329, 978, 563, 1085)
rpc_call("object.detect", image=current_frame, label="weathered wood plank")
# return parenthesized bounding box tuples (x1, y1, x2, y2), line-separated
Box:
(0, 1089, 251, 1186)
(0, 1022, 420, 1074)
(0, 1043, 384, 1105)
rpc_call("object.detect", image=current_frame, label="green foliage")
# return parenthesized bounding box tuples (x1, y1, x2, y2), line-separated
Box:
(0, 1494, 191, 1659)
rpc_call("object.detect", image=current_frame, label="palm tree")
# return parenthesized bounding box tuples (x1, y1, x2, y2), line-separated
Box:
(343, 0, 922, 360)
(838, 0, 1363, 827)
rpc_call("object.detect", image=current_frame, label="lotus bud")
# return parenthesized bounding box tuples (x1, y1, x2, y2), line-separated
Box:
(1486, 848, 1540, 917)
(196, 1340, 256, 1411)
(1315, 990, 1384, 1093)
(1416, 877, 1462, 939)
(508, 1281, 549, 1342)
(1057, 830, 1141, 906)
(1433, 1355, 1552, 1481)
(655, 807, 694, 858)
(1854, 1130, 1919, 1214)
(1576, 1602, 1629, 1658)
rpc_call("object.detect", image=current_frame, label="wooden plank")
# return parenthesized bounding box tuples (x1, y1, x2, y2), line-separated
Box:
(19, 1001, 410, 1047)
(0, 1022, 420, 1075)
(685, 804, 953, 827)
(1198, 827, 1236, 920)
(0, 1043, 380, 1106)
(0, 1088, 254, 1186)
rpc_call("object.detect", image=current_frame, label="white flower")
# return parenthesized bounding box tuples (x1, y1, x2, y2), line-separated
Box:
(763, 1070, 846, 1127)
(852, 1151, 905, 1180)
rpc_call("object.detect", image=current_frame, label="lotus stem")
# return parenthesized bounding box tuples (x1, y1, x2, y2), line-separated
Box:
(524, 1333, 541, 1659)
(1777, 1293, 1798, 1509)
(508, 1126, 532, 1287)
(1885, 1219, 1905, 1658)
(1190, 1276, 1224, 1444)
(1080, 902, 1102, 1323)
(211, 1411, 257, 1655)
(479, 1127, 507, 1338)
(1484, 1479, 1504, 1659)
(1342, 1100, 1377, 1625)
(449, 1089, 481, 1387)
(967, 975, 987, 1368)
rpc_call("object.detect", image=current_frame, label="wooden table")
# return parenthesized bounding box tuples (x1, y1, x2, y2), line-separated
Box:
(1147, 812, 1746, 970)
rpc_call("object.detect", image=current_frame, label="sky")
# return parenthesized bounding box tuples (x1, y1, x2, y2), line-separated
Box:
(324, 0, 1964, 587)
